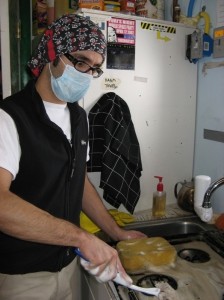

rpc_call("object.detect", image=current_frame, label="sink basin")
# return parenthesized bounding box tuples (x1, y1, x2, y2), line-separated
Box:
(123, 215, 224, 257)
(124, 215, 211, 238)
(122, 215, 218, 247)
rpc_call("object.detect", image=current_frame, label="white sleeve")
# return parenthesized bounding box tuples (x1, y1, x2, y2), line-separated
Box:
(0, 109, 21, 179)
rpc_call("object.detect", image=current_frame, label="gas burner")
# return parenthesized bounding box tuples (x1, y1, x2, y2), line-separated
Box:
(178, 248, 210, 263)
(136, 274, 178, 296)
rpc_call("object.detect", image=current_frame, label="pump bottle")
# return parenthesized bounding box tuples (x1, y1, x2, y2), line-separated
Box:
(152, 176, 166, 217)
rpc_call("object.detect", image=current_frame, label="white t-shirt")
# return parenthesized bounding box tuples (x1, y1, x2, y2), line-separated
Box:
(0, 101, 89, 179)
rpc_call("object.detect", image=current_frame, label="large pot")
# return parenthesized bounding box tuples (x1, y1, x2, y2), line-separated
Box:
(174, 179, 194, 212)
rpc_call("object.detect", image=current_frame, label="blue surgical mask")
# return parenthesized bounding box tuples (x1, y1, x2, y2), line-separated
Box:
(49, 59, 92, 103)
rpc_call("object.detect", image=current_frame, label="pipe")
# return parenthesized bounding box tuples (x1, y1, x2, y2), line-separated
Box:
(187, 0, 195, 17)
(199, 11, 210, 34)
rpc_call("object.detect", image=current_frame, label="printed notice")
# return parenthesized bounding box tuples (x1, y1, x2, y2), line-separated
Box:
(106, 18, 136, 70)
(107, 18, 135, 44)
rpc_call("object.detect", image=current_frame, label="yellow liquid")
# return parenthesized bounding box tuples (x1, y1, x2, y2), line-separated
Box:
(152, 194, 166, 217)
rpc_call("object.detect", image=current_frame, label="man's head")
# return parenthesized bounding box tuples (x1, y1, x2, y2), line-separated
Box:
(28, 14, 106, 77)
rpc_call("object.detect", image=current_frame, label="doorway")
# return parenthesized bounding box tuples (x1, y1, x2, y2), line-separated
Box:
(0, 0, 31, 99)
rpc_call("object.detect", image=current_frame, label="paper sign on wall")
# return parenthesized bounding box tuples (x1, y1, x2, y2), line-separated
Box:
(106, 18, 136, 70)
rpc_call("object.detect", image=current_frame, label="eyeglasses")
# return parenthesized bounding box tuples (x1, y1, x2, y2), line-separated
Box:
(64, 53, 103, 78)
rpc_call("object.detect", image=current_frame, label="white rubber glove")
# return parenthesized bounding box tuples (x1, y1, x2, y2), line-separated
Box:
(80, 258, 133, 284)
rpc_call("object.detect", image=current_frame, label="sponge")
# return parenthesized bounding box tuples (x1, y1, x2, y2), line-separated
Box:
(116, 237, 177, 274)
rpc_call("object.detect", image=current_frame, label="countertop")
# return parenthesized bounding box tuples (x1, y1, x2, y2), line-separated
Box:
(133, 203, 219, 225)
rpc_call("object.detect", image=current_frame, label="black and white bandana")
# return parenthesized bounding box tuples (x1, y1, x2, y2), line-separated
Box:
(28, 14, 106, 77)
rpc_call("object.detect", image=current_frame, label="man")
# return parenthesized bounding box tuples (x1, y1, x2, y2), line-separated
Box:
(0, 14, 145, 299)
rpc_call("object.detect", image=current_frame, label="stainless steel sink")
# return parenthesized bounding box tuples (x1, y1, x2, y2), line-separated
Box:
(123, 215, 224, 258)
(123, 215, 212, 238)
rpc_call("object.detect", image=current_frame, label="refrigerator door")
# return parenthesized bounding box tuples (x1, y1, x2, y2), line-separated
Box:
(80, 9, 197, 212)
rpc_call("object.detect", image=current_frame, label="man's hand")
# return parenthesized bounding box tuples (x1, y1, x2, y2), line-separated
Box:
(113, 228, 147, 242)
(77, 232, 132, 284)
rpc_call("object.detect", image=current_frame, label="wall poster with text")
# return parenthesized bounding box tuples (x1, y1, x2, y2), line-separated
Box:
(106, 18, 136, 70)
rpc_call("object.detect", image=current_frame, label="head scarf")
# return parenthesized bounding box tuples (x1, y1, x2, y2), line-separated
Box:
(28, 14, 106, 77)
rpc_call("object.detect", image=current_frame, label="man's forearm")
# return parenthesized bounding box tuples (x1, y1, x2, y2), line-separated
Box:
(0, 189, 86, 247)
(82, 174, 122, 241)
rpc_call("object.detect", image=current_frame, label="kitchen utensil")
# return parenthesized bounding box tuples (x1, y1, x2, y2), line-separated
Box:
(74, 248, 160, 297)
(174, 179, 194, 212)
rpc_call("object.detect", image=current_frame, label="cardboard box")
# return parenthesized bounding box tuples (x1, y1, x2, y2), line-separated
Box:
(79, 0, 104, 10)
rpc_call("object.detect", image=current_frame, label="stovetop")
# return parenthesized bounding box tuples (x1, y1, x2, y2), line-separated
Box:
(109, 239, 224, 300)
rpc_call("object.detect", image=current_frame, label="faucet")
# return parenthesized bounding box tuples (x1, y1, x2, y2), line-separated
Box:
(202, 177, 224, 208)
(194, 176, 224, 222)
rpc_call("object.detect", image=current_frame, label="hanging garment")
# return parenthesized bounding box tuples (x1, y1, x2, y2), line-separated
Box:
(87, 92, 142, 213)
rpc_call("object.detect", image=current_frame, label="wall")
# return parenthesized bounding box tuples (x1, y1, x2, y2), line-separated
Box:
(165, 0, 224, 213)
(194, 0, 224, 213)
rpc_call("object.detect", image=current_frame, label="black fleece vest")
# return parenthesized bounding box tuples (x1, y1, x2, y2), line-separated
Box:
(0, 80, 88, 274)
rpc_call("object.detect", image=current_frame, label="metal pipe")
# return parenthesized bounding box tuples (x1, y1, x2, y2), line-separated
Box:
(202, 177, 224, 208)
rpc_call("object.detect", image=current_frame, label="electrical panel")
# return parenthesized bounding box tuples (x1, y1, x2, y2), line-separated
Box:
(213, 27, 224, 58)
(186, 30, 202, 62)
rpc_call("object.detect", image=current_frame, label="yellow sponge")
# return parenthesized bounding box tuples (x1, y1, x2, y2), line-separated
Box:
(116, 237, 177, 273)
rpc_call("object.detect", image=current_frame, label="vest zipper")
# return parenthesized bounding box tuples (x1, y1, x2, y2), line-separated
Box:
(69, 138, 76, 179)
(70, 157, 76, 178)
(58, 136, 76, 271)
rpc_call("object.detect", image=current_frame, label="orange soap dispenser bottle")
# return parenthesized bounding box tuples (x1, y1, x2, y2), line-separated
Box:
(152, 176, 166, 217)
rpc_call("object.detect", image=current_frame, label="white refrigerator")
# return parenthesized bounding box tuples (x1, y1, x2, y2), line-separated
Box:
(79, 8, 198, 213)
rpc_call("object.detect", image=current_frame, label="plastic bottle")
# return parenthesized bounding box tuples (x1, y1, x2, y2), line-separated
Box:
(152, 176, 166, 217)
